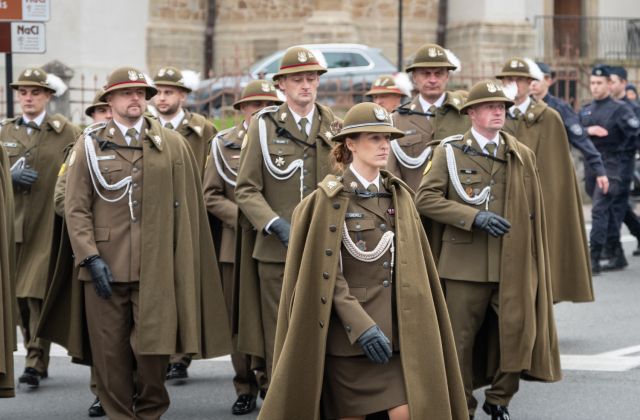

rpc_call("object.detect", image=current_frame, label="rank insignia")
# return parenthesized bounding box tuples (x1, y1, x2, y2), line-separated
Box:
(182, 119, 188, 125)
(275, 156, 285, 167)
(410, 104, 416, 111)
(109, 127, 115, 136)
(52, 120, 61, 129)
(356, 240, 367, 251)
(193, 126, 202, 135)
(325, 130, 333, 140)
(280, 112, 287, 121)
(528, 113, 534, 121)
(327, 181, 338, 190)
(350, 181, 358, 189)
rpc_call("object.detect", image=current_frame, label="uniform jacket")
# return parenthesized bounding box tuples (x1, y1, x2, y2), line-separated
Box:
(258, 172, 468, 420)
(38, 116, 232, 360)
(503, 99, 593, 303)
(0, 113, 80, 299)
(0, 145, 16, 398)
(416, 131, 562, 382)
(388, 92, 470, 191)
(579, 96, 640, 155)
(174, 110, 217, 177)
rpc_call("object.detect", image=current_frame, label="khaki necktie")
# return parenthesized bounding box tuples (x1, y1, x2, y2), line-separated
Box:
(299, 117, 309, 142)
(512, 108, 522, 120)
(164, 122, 174, 130)
(126, 128, 139, 147)
(26, 121, 39, 136)
(427, 105, 437, 117)
(367, 183, 379, 207)
(485, 142, 497, 156)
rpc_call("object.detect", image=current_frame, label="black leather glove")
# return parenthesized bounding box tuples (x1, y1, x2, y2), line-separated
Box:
(473, 211, 511, 237)
(82, 255, 113, 299)
(11, 166, 38, 188)
(357, 325, 392, 364)
(269, 218, 291, 247)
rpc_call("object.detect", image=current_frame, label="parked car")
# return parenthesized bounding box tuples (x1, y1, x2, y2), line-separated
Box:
(189, 43, 399, 115)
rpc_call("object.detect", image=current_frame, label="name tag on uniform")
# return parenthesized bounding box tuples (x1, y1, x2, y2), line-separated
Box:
(460, 169, 477, 174)
(273, 138, 289, 145)
(2, 142, 18, 148)
(345, 212, 364, 219)
(96, 155, 116, 161)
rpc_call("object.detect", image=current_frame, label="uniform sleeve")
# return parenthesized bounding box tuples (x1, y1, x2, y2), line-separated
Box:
(202, 141, 238, 227)
(332, 267, 376, 344)
(414, 145, 478, 230)
(555, 102, 606, 176)
(617, 103, 640, 150)
(53, 163, 68, 217)
(235, 117, 280, 231)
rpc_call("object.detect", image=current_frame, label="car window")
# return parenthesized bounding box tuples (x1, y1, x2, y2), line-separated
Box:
(323, 52, 370, 69)
(260, 57, 282, 75)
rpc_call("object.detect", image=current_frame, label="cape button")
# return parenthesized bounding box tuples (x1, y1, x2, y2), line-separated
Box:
(382, 280, 390, 287)
(321, 297, 327, 304)
(332, 202, 340, 209)
(174, 201, 180, 208)
(329, 225, 337, 232)
(325, 249, 333, 256)
(319, 321, 324, 328)
(322, 272, 330, 279)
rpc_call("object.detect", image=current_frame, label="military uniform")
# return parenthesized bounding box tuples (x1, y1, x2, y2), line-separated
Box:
(388, 43, 469, 192)
(0, 68, 81, 384)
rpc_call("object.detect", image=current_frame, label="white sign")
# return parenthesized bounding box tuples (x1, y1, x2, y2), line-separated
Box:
(10, 21, 45, 53)
(22, 0, 50, 21)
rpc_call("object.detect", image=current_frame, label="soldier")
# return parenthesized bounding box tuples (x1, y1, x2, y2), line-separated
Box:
(580, 65, 640, 272)
(203, 80, 282, 415)
(235, 45, 340, 390)
(0, 67, 81, 388)
(1, 142, 16, 398)
(608, 66, 640, 257)
(496, 57, 592, 302)
(365, 73, 412, 113)
(153, 66, 216, 177)
(387, 43, 469, 191)
(415, 80, 562, 420)
(51, 67, 231, 419)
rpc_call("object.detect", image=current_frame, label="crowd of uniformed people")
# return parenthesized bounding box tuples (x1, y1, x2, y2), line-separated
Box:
(0, 41, 639, 420)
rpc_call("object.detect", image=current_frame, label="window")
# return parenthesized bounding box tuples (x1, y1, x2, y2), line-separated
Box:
(323, 52, 370, 69)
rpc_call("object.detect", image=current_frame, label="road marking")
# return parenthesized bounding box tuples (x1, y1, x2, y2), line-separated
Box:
(561, 345, 640, 372)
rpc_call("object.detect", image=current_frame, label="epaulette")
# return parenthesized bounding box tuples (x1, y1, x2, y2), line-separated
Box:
(47, 114, 70, 134)
(214, 125, 236, 144)
(440, 134, 464, 145)
(394, 102, 434, 117)
(83, 121, 107, 136)
(318, 174, 345, 198)
(255, 105, 279, 119)
(1, 116, 19, 127)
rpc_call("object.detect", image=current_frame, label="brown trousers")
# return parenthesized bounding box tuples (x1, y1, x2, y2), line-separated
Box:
(444, 280, 520, 414)
(17, 297, 50, 374)
(257, 261, 285, 387)
(84, 282, 169, 420)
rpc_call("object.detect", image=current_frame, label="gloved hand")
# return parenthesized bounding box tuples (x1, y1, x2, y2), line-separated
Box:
(82, 255, 114, 299)
(269, 218, 291, 247)
(11, 166, 38, 188)
(473, 211, 511, 237)
(357, 325, 392, 364)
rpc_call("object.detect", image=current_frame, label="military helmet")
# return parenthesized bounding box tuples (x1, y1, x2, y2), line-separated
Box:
(405, 43, 459, 72)
(496, 57, 544, 81)
(365, 74, 409, 97)
(332, 102, 404, 143)
(85, 89, 110, 117)
(100, 67, 157, 101)
(10, 67, 56, 93)
(232, 80, 283, 110)
(460, 80, 515, 114)
(153, 66, 193, 92)
(272, 46, 327, 81)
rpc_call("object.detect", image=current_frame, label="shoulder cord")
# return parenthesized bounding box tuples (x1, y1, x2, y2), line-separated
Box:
(212, 132, 238, 187)
(258, 115, 305, 201)
(341, 222, 395, 279)
(441, 136, 491, 209)
(83, 127, 135, 220)
(390, 139, 432, 169)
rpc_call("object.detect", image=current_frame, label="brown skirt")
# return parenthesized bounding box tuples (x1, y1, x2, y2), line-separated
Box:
(322, 353, 407, 419)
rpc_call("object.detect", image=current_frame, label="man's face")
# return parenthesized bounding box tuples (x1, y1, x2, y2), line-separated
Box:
(278, 72, 319, 108)
(17, 87, 51, 118)
(90, 105, 112, 123)
(627, 89, 638, 102)
(154, 86, 186, 116)
(609, 75, 626, 98)
(468, 102, 506, 133)
(590, 76, 610, 100)
(529, 75, 551, 98)
(500, 76, 532, 102)
(411, 67, 449, 101)
(240, 100, 273, 121)
(107, 88, 146, 122)
(372, 93, 403, 113)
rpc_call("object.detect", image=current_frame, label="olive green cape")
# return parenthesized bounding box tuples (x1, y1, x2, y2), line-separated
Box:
(258, 172, 468, 420)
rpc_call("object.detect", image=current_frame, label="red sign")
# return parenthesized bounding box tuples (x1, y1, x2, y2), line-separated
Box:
(0, 0, 50, 22)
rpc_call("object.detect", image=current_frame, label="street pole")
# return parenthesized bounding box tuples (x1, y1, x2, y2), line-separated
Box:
(397, 0, 403, 71)
(5, 53, 14, 118)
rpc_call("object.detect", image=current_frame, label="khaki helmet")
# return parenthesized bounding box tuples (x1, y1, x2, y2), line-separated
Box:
(100, 67, 157, 101)
(10, 67, 56, 93)
(153, 66, 197, 92)
(85, 89, 110, 117)
(365, 74, 410, 97)
(272, 46, 327, 81)
(405, 43, 459, 72)
(496, 57, 544, 81)
(460, 80, 515, 114)
(233, 80, 283, 110)
(332, 102, 404, 143)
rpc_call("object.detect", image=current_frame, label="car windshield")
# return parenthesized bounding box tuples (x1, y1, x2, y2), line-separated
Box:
(250, 54, 283, 76)
(323, 52, 370, 68)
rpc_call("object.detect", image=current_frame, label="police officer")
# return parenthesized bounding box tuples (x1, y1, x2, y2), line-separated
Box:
(235, 45, 340, 389)
(608, 66, 640, 257)
(415, 80, 561, 420)
(203, 80, 282, 415)
(0, 67, 81, 388)
(153, 66, 217, 178)
(580, 65, 640, 272)
(388, 43, 469, 192)
(365, 73, 412, 113)
(496, 57, 592, 303)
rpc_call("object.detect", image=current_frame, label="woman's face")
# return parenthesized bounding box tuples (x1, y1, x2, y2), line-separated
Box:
(346, 132, 391, 170)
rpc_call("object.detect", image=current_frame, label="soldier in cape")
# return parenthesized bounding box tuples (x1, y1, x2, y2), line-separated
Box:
(365, 73, 412, 113)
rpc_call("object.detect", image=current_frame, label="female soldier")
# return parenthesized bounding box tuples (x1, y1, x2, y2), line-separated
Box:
(258, 102, 468, 420)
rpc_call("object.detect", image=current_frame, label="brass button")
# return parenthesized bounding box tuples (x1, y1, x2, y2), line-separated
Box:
(321, 297, 327, 304)
(303, 169, 309, 175)
(132, 217, 138, 223)
(322, 272, 330, 279)
(325, 249, 333, 256)
(329, 225, 337, 232)
(174, 201, 179, 207)
(382, 280, 390, 287)
(379, 223, 387, 231)
(382, 261, 390, 269)
(333, 202, 340, 209)
(132, 167, 139, 173)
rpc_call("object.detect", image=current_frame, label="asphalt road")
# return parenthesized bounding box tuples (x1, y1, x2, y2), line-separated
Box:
(3, 232, 639, 420)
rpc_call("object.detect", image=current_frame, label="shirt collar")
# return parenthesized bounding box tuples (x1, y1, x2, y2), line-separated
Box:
(23, 111, 46, 127)
(471, 127, 500, 153)
(113, 118, 144, 145)
(289, 107, 315, 124)
(419, 93, 446, 111)
(509, 96, 531, 117)
(350, 164, 380, 190)
(159, 109, 185, 130)
(243, 120, 249, 130)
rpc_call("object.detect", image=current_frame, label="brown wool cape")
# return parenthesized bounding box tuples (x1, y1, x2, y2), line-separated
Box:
(0, 146, 16, 397)
(258, 172, 469, 420)
(37, 117, 231, 363)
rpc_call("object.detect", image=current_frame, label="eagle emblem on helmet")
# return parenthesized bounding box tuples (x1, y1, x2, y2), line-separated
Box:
(128, 70, 139, 81)
(261, 82, 270, 92)
(158, 68, 166, 77)
(297, 51, 308, 63)
(486, 82, 498, 93)
(374, 107, 387, 121)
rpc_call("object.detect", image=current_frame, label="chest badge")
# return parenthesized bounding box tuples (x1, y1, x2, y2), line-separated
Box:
(356, 239, 367, 251)
(275, 156, 285, 167)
